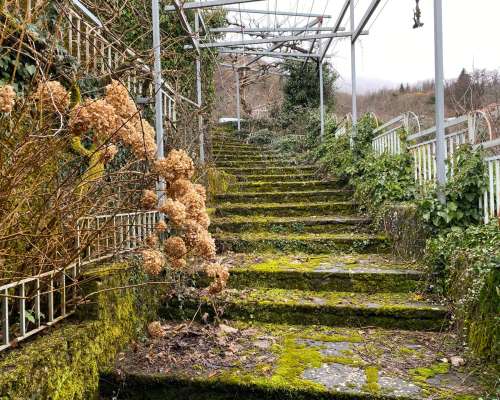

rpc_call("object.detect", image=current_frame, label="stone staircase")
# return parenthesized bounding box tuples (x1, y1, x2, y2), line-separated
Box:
(101, 129, 484, 399)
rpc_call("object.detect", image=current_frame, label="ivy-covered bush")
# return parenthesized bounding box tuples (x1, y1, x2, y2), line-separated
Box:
(424, 222, 499, 360)
(247, 128, 275, 145)
(419, 145, 486, 231)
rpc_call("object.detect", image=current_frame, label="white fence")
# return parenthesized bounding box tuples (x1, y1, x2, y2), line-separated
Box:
(369, 107, 500, 223)
(0, 210, 159, 353)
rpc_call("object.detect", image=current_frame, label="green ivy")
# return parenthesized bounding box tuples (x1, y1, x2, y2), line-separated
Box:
(419, 145, 486, 231)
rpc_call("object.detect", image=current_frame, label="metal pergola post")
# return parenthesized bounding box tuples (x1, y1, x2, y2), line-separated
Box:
(152, 0, 165, 203)
(434, 0, 446, 201)
(319, 40, 325, 141)
(350, 0, 357, 146)
(235, 69, 241, 131)
(195, 11, 204, 164)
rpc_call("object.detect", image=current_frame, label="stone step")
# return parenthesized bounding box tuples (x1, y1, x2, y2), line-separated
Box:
(213, 149, 278, 156)
(162, 288, 447, 331)
(215, 189, 352, 204)
(215, 232, 388, 254)
(214, 144, 269, 152)
(215, 201, 357, 217)
(233, 180, 344, 192)
(222, 166, 317, 176)
(223, 254, 422, 292)
(214, 154, 284, 162)
(216, 160, 299, 168)
(235, 173, 316, 182)
(102, 321, 482, 400)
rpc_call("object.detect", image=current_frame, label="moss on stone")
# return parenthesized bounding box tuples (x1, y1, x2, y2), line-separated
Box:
(0, 261, 161, 400)
(410, 362, 450, 383)
(362, 366, 380, 393)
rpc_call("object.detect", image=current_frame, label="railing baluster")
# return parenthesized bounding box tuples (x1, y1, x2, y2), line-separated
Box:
(19, 283, 26, 336)
(48, 274, 54, 323)
(2, 289, 9, 346)
(35, 278, 41, 328)
(61, 272, 66, 317)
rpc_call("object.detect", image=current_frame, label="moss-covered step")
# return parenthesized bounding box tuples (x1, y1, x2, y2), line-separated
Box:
(214, 154, 284, 161)
(162, 288, 447, 331)
(210, 215, 368, 234)
(101, 321, 487, 400)
(222, 254, 422, 292)
(213, 145, 270, 153)
(215, 190, 352, 204)
(235, 173, 316, 182)
(216, 160, 300, 168)
(232, 180, 344, 193)
(215, 232, 388, 254)
(222, 166, 317, 176)
(214, 201, 358, 217)
(213, 149, 279, 157)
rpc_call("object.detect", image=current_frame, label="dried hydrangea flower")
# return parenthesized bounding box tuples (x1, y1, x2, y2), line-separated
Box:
(155, 220, 168, 233)
(69, 99, 120, 141)
(141, 189, 158, 210)
(205, 263, 229, 294)
(147, 321, 165, 338)
(171, 258, 187, 269)
(159, 198, 186, 227)
(169, 178, 192, 198)
(154, 149, 195, 183)
(0, 85, 16, 113)
(145, 234, 158, 247)
(195, 230, 216, 261)
(34, 80, 69, 112)
(105, 80, 139, 122)
(141, 248, 164, 275)
(164, 236, 187, 260)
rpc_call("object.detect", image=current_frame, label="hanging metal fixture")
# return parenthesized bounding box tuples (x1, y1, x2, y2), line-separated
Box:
(413, 0, 424, 29)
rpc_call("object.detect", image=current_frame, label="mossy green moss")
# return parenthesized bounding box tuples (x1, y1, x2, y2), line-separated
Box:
(0, 262, 161, 400)
(362, 366, 380, 393)
(410, 362, 450, 383)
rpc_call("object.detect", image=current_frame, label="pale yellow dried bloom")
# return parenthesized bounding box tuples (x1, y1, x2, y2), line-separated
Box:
(100, 144, 118, 163)
(179, 190, 205, 220)
(105, 79, 139, 122)
(195, 210, 211, 230)
(141, 248, 164, 275)
(205, 263, 229, 294)
(154, 149, 195, 183)
(169, 179, 192, 198)
(145, 234, 158, 247)
(193, 184, 207, 201)
(141, 189, 158, 210)
(183, 220, 204, 247)
(171, 258, 187, 270)
(0, 85, 16, 113)
(155, 220, 168, 233)
(130, 127, 157, 160)
(147, 321, 165, 338)
(195, 230, 216, 261)
(164, 236, 187, 260)
(159, 199, 186, 226)
(34, 81, 69, 112)
(69, 99, 120, 141)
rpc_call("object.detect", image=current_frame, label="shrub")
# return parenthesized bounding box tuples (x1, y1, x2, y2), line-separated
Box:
(246, 128, 275, 145)
(424, 222, 499, 360)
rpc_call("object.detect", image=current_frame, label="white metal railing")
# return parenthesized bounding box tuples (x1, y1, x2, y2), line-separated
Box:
(0, 210, 159, 353)
(372, 112, 421, 155)
(483, 154, 500, 224)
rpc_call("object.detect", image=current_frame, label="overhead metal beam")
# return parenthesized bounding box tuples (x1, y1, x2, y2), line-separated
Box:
(165, 0, 264, 12)
(245, 18, 321, 67)
(352, 0, 382, 42)
(173, 0, 200, 54)
(224, 8, 332, 18)
(210, 27, 346, 33)
(320, 0, 350, 62)
(218, 48, 324, 58)
(219, 63, 286, 76)
(187, 32, 362, 49)
(71, 0, 103, 27)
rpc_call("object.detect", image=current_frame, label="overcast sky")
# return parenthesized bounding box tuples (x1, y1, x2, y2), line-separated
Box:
(227, 1, 500, 93)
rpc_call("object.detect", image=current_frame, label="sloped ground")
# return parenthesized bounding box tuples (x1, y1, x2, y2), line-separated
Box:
(101, 129, 490, 399)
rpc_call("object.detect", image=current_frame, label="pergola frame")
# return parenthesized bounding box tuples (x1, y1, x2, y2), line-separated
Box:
(157, 0, 447, 197)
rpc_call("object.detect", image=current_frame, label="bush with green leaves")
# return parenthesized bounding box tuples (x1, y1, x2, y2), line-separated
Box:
(424, 222, 499, 360)
(246, 128, 275, 145)
(353, 152, 416, 214)
(419, 145, 486, 231)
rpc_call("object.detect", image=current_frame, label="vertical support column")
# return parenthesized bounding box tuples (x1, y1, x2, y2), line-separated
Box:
(235, 69, 241, 132)
(350, 0, 357, 146)
(195, 11, 205, 164)
(433, 0, 446, 202)
(319, 51, 325, 141)
(152, 0, 165, 205)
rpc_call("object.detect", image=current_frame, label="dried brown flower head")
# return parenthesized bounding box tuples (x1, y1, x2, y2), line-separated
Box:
(193, 183, 207, 201)
(171, 258, 187, 269)
(105, 80, 139, 122)
(205, 263, 229, 294)
(69, 99, 120, 142)
(169, 178, 192, 198)
(0, 85, 16, 113)
(164, 236, 187, 260)
(141, 189, 158, 210)
(154, 149, 194, 183)
(195, 230, 216, 261)
(145, 234, 159, 247)
(159, 199, 186, 227)
(34, 81, 69, 112)
(155, 220, 168, 233)
(147, 321, 165, 338)
(141, 248, 164, 275)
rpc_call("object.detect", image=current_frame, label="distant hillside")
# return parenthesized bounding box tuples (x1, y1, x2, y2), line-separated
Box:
(335, 69, 500, 129)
